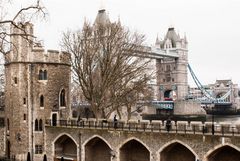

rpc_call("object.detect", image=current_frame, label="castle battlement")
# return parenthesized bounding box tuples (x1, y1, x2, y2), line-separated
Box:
(6, 22, 71, 66)
(30, 48, 70, 65)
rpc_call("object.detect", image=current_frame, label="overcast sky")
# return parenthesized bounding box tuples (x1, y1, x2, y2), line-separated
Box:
(10, 0, 240, 87)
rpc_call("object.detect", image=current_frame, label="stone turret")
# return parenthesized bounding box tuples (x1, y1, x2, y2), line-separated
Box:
(156, 27, 188, 100)
(5, 22, 71, 161)
(94, 9, 110, 26)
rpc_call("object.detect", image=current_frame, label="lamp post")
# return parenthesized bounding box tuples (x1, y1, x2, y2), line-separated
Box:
(211, 101, 215, 135)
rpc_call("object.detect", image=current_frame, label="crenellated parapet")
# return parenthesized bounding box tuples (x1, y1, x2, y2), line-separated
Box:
(30, 49, 70, 65)
(5, 22, 70, 66)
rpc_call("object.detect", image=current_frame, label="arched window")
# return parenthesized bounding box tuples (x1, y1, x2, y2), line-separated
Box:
(40, 95, 44, 107)
(39, 70, 47, 80)
(60, 89, 66, 107)
(39, 70, 44, 80)
(39, 119, 43, 131)
(43, 70, 47, 80)
(35, 119, 39, 131)
(7, 118, 9, 131)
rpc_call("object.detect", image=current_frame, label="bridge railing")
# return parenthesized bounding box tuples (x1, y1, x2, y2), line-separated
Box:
(45, 119, 240, 136)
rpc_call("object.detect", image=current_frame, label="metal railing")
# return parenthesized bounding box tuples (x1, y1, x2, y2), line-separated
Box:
(45, 119, 240, 136)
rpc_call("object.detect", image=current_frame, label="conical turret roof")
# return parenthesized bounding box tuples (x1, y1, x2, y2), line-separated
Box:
(94, 9, 110, 26)
(163, 27, 180, 48)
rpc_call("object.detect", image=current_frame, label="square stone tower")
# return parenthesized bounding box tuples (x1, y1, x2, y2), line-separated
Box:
(155, 27, 188, 101)
(4, 22, 71, 161)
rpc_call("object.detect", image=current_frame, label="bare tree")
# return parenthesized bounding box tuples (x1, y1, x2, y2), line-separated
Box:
(61, 21, 153, 119)
(0, 0, 46, 92)
(0, 0, 47, 55)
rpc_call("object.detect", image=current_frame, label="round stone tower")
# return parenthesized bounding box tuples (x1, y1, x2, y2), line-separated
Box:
(4, 22, 71, 160)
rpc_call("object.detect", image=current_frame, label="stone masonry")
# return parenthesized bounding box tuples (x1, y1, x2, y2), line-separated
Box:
(4, 22, 71, 161)
(44, 121, 240, 161)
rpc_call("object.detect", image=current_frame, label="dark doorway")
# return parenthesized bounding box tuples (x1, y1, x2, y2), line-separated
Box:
(54, 135, 77, 161)
(52, 113, 57, 126)
(207, 145, 240, 161)
(160, 142, 195, 161)
(120, 139, 150, 161)
(85, 137, 111, 161)
(164, 90, 172, 100)
(6, 140, 10, 158)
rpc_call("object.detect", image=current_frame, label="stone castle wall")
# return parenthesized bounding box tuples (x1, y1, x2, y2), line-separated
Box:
(45, 125, 240, 161)
(4, 22, 71, 160)
(174, 100, 206, 115)
(0, 127, 5, 157)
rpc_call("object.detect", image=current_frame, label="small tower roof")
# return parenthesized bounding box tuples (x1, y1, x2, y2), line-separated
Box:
(155, 35, 161, 46)
(163, 27, 180, 48)
(94, 9, 110, 26)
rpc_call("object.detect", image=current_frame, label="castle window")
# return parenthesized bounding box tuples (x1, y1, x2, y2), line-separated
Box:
(0, 118, 4, 127)
(14, 77, 17, 84)
(166, 77, 171, 82)
(39, 119, 43, 131)
(35, 145, 43, 154)
(166, 65, 171, 71)
(23, 114, 26, 121)
(60, 89, 66, 107)
(39, 70, 47, 80)
(7, 118, 9, 131)
(23, 98, 26, 105)
(43, 70, 47, 80)
(39, 70, 44, 80)
(40, 95, 44, 107)
(35, 119, 43, 131)
(172, 78, 175, 82)
(35, 119, 38, 131)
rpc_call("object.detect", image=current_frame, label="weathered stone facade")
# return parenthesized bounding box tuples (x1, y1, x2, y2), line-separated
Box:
(45, 122, 240, 161)
(0, 127, 5, 157)
(155, 27, 188, 101)
(4, 22, 71, 161)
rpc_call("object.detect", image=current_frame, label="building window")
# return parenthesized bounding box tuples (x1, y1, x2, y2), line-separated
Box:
(39, 70, 47, 80)
(172, 78, 175, 82)
(7, 118, 9, 131)
(14, 77, 17, 84)
(23, 98, 26, 105)
(166, 65, 171, 71)
(40, 95, 44, 107)
(60, 89, 66, 107)
(166, 77, 171, 82)
(35, 145, 43, 154)
(35, 119, 38, 131)
(23, 114, 26, 121)
(43, 70, 47, 80)
(39, 119, 43, 131)
(0, 118, 4, 127)
(35, 119, 43, 131)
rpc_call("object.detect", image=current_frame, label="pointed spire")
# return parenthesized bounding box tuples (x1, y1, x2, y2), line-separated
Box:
(155, 34, 160, 46)
(184, 32, 188, 43)
(117, 15, 121, 26)
(94, 8, 110, 26)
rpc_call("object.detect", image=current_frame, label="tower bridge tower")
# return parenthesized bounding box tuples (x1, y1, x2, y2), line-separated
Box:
(156, 27, 188, 101)
(4, 22, 71, 160)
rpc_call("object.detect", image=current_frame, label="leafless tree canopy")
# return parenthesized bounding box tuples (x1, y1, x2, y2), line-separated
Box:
(0, 0, 46, 92)
(0, 0, 47, 55)
(61, 21, 153, 119)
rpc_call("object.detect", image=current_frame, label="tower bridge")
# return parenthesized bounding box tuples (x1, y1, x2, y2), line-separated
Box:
(1, 9, 240, 161)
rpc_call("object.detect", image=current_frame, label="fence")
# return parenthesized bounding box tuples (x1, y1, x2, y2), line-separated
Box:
(45, 119, 240, 136)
